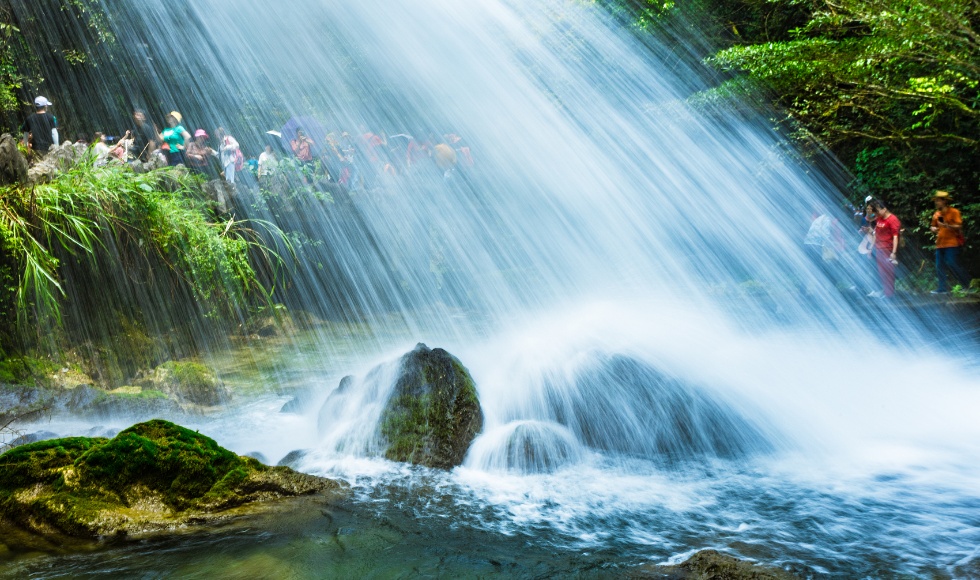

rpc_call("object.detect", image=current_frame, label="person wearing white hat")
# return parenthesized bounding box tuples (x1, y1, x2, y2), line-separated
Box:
(21, 96, 59, 153)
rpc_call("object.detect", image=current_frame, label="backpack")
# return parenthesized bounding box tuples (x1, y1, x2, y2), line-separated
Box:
(234, 148, 244, 172)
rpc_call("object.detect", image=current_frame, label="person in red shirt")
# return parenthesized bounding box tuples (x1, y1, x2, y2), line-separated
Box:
(291, 128, 314, 163)
(929, 190, 969, 294)
(871, 198, 901, 298)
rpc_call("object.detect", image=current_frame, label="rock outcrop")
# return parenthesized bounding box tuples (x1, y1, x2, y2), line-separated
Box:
(27, 142, 86, 184)
(378, 343, 483, 469)
(0, 133, 28, 186)
(203, 179, 235, 214)
(0, 420, 344, 539)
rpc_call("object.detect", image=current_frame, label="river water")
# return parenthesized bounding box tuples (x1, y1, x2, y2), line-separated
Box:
(4, 0, 980, 576)
(4, 317, 980, 578)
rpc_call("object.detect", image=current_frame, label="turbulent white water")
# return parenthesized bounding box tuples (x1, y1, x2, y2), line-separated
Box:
(16, 0, 980, 575)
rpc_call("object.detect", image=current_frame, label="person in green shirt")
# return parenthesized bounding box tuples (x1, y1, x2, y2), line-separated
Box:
(159, 111, 191, 166)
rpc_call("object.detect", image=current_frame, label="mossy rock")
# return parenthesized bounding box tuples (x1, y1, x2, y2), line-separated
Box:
(379, 343, 483, 470)
(0, 420, 344, 539)
(629, 550, 799, 579)
(0, 356, 61, 386)
(137, 361, 227, 406)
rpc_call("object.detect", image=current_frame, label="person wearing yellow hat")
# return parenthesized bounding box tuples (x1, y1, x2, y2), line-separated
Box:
(159, 111, 191, 166)
(929, 190, 970, 294)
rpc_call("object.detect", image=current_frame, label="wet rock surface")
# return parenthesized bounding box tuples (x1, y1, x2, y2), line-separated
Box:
(629, 550, 799, 579)
(0, 420, 346, 539)
(378, 343, 483, 469)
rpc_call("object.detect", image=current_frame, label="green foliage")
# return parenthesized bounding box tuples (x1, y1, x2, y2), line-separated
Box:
(0, 157, 280, 341)
(699, 0, 980, 151)
(660, 0, 980, 278)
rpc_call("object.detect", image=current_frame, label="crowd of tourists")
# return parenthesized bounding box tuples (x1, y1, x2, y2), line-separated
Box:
(806, 193, 973, 299)
(21, 95, 972, 297)
(20, 95, 473, 191)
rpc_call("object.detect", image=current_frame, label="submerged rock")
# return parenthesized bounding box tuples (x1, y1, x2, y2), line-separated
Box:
(543, 354, 772, 465)
(0, 420, 344, 539)
(276, 449, 309, 468)
(7, 430, 59, 448)
(476, 421, 582, 474)
(378, 343, 483, 470)
(630, 549, 799, 579)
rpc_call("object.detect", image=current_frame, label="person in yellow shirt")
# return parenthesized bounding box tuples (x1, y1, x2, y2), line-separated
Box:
(929, 191, 970, 294)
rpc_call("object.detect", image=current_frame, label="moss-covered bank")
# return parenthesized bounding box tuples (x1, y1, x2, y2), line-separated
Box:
(0, 420, 345, 539)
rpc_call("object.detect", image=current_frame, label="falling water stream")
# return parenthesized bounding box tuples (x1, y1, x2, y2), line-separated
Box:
(4, 0, 980, 577)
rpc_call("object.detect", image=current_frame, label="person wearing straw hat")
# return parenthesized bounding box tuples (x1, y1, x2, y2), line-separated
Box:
(21, 96, 58, 153)
(929, 190, 970, 294)
(159, 111, 190, 166)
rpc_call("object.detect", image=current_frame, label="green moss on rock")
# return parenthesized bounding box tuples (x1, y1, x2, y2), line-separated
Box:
(379, 343, 483, 470)
(136, 361, 227, 406)
(0, 420, 344, 539)
(630, 549, 799, 579)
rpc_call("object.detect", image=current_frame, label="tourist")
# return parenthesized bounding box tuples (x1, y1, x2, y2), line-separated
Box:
(216, 127, 241, 184)
(433, 141, 457, 179)
(160, 111, 191, 166)
(258, 144, 279, 180)
(92, 132, 111, 165)
(130, 109, 158, 161)
(870, 198, 901, 298)
(185, 129, 218, 178)
(110, 131, 133, 162)
(291, 128, 314, 163)
(804, 212, 843, 280)
(21, 96, 58, 154)
(929, 191, 970, 294)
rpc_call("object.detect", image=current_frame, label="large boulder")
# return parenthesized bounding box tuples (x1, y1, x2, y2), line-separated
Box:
(27, 142, 86, 184)
(0, 420, 344, 539)
(378, 343, 483, 469)
(0, 133, 28, 185)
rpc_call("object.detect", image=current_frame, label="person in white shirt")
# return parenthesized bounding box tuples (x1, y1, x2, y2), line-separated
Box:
(258, 144, 278, 181)
(216, 127, 241, 183)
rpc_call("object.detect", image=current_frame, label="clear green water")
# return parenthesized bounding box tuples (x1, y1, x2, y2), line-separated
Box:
(0, 495, 630, 579)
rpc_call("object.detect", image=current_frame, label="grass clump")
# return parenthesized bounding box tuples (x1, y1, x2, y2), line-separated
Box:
(0, 155, 286, 348)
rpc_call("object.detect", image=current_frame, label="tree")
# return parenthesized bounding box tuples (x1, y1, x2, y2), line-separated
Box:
(708, 0, 980, 149)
